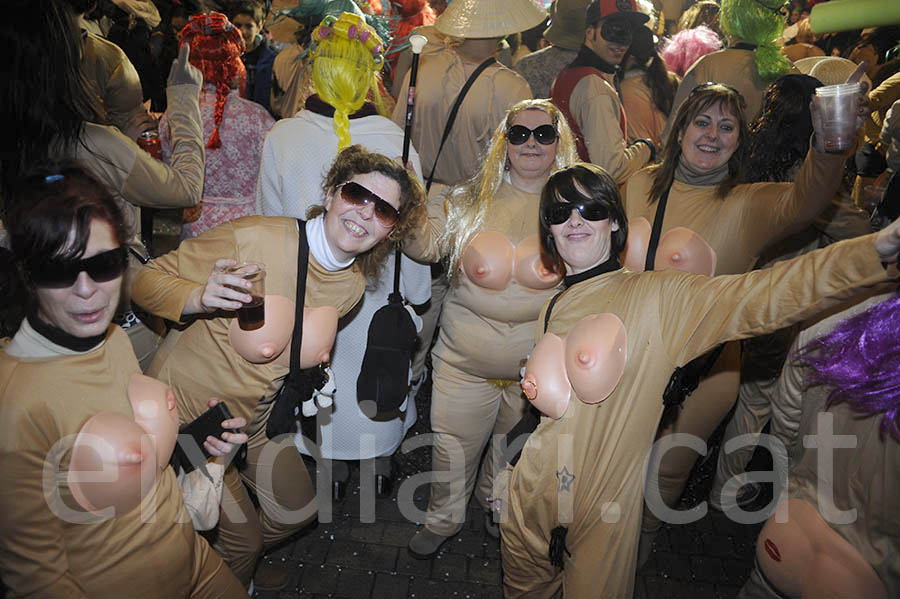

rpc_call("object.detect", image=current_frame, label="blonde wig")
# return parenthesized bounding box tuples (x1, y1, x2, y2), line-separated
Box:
(443, 99, 579, 283)
(309, 12, 388, 149)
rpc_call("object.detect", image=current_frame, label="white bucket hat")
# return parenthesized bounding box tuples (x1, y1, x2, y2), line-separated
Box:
(434, 0, 548, 39)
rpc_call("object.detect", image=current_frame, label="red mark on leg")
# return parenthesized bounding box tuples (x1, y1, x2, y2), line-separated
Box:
(764, 538, 782, 563)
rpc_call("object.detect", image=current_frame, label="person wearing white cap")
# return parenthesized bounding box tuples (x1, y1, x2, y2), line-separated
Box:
(550, 0, 654, 184)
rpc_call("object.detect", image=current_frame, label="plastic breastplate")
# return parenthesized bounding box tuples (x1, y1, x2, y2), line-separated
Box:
(68, 373, 178, 516)
(622, 218, 718, 276)
(461, 232, 561, 291)
(228, 295, 339, 369)
(521, 313, 628, 419)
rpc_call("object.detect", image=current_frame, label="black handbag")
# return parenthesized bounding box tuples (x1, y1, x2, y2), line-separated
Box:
(355, 57, 496, 416)
(356, 251, 419, 416)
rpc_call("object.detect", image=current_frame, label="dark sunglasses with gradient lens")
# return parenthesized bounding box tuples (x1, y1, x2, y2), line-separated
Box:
(339, 181, 400, 227)
(543, 202, 610, 226)
(27, 246, 128, 288)
(506, 124, 558, 146)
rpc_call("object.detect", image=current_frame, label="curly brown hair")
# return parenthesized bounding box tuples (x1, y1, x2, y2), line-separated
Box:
(307, 145, 425, 280)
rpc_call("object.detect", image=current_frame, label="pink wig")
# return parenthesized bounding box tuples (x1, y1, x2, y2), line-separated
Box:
(660, 25, 723, 78)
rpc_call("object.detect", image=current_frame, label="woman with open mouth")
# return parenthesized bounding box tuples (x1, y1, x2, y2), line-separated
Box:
(618, 80, 870, 552)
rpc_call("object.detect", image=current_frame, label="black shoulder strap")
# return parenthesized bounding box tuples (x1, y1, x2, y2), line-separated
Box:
(289, 219, 310, 368)
(390, 247, 402, 299)
(645, 188, 671, 272)
(543, 290, 565, 333)
(425, 57, 496, 193)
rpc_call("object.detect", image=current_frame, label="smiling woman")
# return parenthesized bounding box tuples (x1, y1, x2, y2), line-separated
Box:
(501, 161, 900, 598)
(401, 98, 580, 559)
(129, 145, 424, 588)
(619, 80, 872, 555)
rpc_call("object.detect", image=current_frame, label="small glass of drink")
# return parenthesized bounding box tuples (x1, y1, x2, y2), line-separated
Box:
(226, 262, 266, 330)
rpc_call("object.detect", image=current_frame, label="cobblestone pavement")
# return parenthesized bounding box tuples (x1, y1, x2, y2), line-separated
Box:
(249, 375, 769, 599)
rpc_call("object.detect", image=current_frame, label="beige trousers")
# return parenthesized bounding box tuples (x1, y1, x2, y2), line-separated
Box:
(212, 425, 317, 586)
(186, 528, 246, 598)
(411, 273, 448, 382)
(425, 353, 529, 536)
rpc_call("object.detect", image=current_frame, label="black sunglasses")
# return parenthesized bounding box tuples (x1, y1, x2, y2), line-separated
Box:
(339, 181, 400, 227)
(599, 18, 635, 46)
(27, 247, 128, 288)
(543, 202, 610, 225)
(506, 124, 558, 146)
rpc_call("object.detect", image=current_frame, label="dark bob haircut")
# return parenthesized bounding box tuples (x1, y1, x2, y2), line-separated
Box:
(539, 163, 629, 270)
(7, 162, 126, 287)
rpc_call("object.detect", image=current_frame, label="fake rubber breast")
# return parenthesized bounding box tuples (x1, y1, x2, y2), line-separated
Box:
(68, 411, 159, 516)
(128, 373, 179, 470)
(227, 296, 339, 369)
(622, 218, 718, 276)
(461, 232, 561, 291)
(521, 314, 628, 419)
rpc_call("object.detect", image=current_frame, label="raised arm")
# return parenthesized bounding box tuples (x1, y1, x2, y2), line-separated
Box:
(112, 45, 205, 210)
(658, 230, 896, 365)
(573, 77, 651, 184)
(401, 190, 449, 263)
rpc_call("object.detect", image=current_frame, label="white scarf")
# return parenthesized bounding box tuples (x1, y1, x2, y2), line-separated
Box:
(305, 214, 354, 272)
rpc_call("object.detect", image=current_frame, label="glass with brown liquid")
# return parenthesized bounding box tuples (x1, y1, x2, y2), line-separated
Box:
(226, 262, 266, 330)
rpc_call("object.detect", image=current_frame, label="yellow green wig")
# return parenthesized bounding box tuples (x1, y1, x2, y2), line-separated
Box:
(309, 12, 388, 149)
(720, 0, 791, 83)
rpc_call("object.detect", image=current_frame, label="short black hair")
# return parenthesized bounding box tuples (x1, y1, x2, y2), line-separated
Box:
(7, 161, 126, 283)
(539, 163, 628, 269)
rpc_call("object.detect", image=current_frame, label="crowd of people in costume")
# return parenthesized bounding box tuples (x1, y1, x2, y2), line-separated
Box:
(1, 0, 898, 597)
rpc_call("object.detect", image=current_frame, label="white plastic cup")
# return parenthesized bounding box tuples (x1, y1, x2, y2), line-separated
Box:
(814, 82, 861, 153)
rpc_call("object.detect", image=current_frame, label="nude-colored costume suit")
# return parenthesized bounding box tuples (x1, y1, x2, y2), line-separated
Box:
(404, 180, 563, 535)
(0, 325, 244, 598)
(502, 234, 893, 598)
(131, 216, 363, 585)
(622, 147, 847, 532)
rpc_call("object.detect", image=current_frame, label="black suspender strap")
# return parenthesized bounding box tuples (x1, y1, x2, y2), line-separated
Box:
(425, 57, 496, 193)
(645, 188, 670, 271)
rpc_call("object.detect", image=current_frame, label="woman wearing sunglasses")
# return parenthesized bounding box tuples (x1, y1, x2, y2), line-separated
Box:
(0, 164, 246, 598)
(256, 12, 432, 504)
(619, 81, 870, 549)
(402, 98, 579, 558)
(500, 162, 900, 598)
(129, 145, 424, 589)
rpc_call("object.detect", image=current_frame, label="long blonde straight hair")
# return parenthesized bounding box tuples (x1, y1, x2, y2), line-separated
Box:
(443, 99, 579, 283)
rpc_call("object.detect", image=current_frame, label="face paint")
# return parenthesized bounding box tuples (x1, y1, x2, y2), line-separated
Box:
(764, 538, 782, 562)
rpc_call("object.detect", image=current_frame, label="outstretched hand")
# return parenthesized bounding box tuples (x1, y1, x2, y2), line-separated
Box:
(182, 258, 253, 317)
